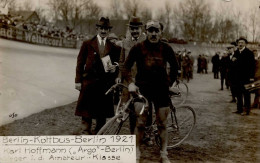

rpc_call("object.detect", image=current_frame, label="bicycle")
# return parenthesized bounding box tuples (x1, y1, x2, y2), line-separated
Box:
(97, 83, 196, 149)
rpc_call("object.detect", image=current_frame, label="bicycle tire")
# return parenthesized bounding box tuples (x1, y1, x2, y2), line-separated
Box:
(171, 82, 189, 106)
(167, 105, 196, 148)
(155, 105, 196, 148)
(97, 114, 123, 135)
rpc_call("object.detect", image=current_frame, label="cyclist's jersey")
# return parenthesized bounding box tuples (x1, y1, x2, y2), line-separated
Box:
(123, 39, 178, 87)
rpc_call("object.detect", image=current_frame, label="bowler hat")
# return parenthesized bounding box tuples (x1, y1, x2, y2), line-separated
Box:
(96, 17, 112, 28)
(127, 16, 143, 27)
(236, 36, 248, 44)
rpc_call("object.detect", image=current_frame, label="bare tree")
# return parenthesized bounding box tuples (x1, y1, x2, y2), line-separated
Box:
(122, 0, 141, 19)
(0, 0, 16, 12)
(47, 0, 101, 30)
(248, 7, 259, 43)
(172, 0, 214, 41)
(22, 0, 32, 11)
(139, 6, 152, 22)
(110, 0, 123, 19)
(156, 1, 173, 38)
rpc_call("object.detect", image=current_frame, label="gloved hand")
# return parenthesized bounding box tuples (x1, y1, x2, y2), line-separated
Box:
(128, 82, 139, 92)
(75, 83, 81, 91)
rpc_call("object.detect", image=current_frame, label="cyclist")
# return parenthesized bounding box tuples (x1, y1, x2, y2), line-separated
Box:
(122, 20, 178, 163)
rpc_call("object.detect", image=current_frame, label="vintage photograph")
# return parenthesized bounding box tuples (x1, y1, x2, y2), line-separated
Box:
(0, 0, 260, 162)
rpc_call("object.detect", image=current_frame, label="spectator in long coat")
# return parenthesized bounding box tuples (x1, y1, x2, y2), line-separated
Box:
(75, 17, 121, 134)
(182, 55, 192, 82)
(197, 54, 202, 73)
(200, 54, 208, 74)
(226, 43, 237, 103)
(230, 37, 255, 115)
(219, 51, 229, 90)
(211, 52, 220, 79)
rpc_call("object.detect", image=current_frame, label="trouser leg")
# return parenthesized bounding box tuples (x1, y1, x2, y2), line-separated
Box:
(236, 86, 243, 113)
(94, 118, 106, 134)
(243, 87, 251, 114)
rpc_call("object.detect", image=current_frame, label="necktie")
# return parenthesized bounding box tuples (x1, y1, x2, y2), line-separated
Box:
(99, 39, 105, 57)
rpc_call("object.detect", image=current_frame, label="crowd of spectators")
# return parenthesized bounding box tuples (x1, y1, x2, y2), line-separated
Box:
(0, 14, 89, 41)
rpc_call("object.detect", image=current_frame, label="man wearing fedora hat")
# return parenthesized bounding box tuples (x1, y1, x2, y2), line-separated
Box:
(74, 17, 121, 134)
(231, 37, 255, 115)
(116, 16, 146, 135)
(123, 20, 178, 163)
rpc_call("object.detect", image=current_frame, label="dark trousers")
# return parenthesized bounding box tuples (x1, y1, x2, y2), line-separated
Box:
(220, 72, 228, 89)
(234, 85, 251, 113)
(213, 71, 219, 79)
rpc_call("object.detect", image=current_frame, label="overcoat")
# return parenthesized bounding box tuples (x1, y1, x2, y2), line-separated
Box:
(75, 36, 121, 118)
(229, 48, 255, 85)
(211, 54, 220, 73)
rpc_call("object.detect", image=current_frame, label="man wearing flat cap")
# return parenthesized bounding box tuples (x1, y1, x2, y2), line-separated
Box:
(123, 20, 178, 163)
(231, 37, 255, 115)
(75, 17, 121, 134)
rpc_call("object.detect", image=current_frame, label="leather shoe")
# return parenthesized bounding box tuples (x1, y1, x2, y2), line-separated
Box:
(232, 111, 242, 114)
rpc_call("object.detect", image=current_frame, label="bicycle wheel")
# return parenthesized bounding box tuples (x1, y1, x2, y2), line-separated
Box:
(97, 114, 124, 135)
(171, 81, 188, 106)
(166, 105, 196, 148)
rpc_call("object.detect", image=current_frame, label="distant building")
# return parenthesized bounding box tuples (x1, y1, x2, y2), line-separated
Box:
(8, 11, 40, 24)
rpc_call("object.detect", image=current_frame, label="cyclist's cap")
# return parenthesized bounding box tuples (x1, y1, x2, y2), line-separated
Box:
(145, 20, 160, 29)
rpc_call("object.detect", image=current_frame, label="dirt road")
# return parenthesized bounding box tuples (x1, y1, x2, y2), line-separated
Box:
(0, 72, 259, 163)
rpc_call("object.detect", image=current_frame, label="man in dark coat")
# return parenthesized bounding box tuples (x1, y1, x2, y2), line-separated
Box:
(219, 51, 229, 90)
(226, 43, 237, 103)
(211, 52, 220, 79)
(230, 37, 255, 115)
(75, 17, 121, 134)
(123, 20, 178, 163)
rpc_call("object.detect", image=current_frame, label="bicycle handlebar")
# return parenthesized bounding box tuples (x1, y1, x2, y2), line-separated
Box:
(105, 83, 149, 115)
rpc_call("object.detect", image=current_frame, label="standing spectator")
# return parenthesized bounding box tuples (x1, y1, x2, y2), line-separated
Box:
(219, 51, 229, 90)
(211, 52, 220, 79)
(251, 49, 260, 108)
(200, 54, 208, 74)
(187, 50, 194, 79)
(182, 55, 192, 82)
(226, 43, 237, 103)
(116, 16, 146, 136)
(123, 20, 178, 163)
(197, 54, 202, 73)
(74, 17, 121, 134)
(231, 37, 255, 115)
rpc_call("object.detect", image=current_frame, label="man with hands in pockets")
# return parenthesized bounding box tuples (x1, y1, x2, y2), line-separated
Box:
(122, 20, 178, 163)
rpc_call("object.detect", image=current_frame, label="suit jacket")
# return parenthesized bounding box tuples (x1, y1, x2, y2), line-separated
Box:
(229, 47, 255, 85)
(75, 36, 121, 118)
